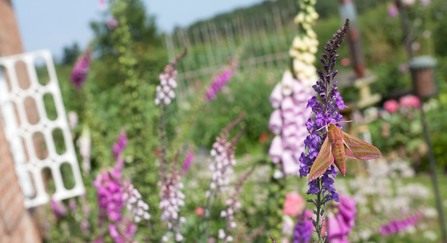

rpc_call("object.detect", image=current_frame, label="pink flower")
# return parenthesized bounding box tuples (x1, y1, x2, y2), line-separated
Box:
(388, 4, 399, 18)
(107, 17, 119, 30)
(400, 95, 420, 108)
(420, 0, 431, 6)
(282, 192, 305, 217)
(383, 100, 399, 113)
(70, 51, 92, 89)
(196, 207, 204, 216)
(327, 194, 357, 243)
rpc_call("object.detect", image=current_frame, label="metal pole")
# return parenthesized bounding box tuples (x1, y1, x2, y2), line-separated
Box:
(419, 104, 447, 243)
(396, 0, 414, 58)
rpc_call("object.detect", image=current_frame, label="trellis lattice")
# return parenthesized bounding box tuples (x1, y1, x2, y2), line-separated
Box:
(0, 50, 85, 208)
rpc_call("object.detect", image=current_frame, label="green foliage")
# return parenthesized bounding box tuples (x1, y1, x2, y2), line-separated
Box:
(61, 42, 81, 65)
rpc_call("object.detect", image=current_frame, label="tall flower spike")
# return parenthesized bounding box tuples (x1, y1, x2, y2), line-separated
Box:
(299, 19, 350, 202)
(159, 152, 186, 242)
(205, 54, 240, 101)
(268, 0, 318, 176)
(297, 19, 350, 242)
(293, 210, 313, 243)
(70, 49, 92, 89)
(155, 48, 187, 106)
(206, 113, 245, 198)
(219, 166, 256, 243)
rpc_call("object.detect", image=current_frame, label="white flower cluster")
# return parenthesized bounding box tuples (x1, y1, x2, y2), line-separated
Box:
(206, 138, 236, 197)
(123, 183, 150, 223)
(155, 71, 178, 106)
(344, 157, 430, 240)
(289, 0, 319, 83)
(218, 198, 242, 242)
(159, 171, 186, 242)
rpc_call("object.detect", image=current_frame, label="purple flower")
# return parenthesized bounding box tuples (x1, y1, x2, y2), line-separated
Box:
(299, 20, 350, 203)
(388, 4, 399, 18)
(293, 210, 313, 243)
(70, 51, 91, 89)
(107, 17, 118, 30)
(51, 199, 67, 218)
(180, 149, 194, 175)
(380, 210, 423, 236)
(113, 131, 127, 159)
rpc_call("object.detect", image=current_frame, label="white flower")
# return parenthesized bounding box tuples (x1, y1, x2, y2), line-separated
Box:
(218, 229, 226, 239)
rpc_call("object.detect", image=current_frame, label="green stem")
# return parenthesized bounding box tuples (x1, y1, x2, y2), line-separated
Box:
(315, 178, 324, 243)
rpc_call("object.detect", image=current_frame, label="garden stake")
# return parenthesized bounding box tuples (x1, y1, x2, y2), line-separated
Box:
(419, 104, 447, 243)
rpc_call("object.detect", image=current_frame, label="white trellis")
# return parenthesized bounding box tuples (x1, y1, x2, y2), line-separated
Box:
(0, 50, 85, 208)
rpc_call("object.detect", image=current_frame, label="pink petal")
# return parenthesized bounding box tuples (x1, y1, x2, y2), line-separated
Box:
(269, 136, 283, 164)
(270, 83, 283, 109)
(268, 109, 283, 135)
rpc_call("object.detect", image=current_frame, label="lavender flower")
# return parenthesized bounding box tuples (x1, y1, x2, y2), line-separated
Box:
(293, 210, 313, 243)
(70, 50, 91, 89)
(159, 153, 186, 242)
(155, 49, 187, 106)
(51, 199, 67, 218)
(180, 149, 194, 175)
(205, 55, 240, 101)
(206, 114, 245, 198)
(299, 20, 350, 202)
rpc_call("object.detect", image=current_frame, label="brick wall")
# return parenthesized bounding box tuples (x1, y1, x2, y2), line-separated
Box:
(0, 0, 42, 242)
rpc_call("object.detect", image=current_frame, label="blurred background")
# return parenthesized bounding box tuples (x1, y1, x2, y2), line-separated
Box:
(1, 0, 447, 242)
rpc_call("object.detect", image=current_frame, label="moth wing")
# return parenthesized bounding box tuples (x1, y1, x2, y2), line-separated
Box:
(308, 137, 334, 182)
(344, 147, 356, 159)
(343, 132, 382, 160)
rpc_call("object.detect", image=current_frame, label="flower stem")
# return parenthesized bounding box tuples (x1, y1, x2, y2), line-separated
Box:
(315, 178, 324, 243)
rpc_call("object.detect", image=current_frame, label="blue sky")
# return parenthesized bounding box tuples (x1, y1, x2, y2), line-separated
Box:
(13, 0, 264, 59)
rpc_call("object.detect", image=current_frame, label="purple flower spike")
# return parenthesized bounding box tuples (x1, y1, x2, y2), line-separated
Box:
(70, 51, 92, 89)
(298, 20, 350, 203)
(293, 209, 313, 243)
(180, 149, 194, 175)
